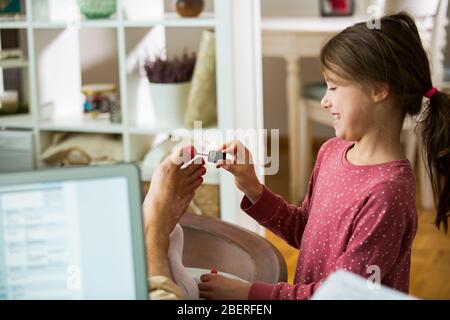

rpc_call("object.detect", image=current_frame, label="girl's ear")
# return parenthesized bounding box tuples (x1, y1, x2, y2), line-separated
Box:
(371, 83, 390, 103)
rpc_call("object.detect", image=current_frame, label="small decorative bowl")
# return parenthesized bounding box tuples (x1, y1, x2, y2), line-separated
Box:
(77, 0, 116, 19)
(175, 0, 204, 18)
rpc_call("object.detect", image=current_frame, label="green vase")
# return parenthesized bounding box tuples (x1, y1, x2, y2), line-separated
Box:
(78, 0, 116, 19)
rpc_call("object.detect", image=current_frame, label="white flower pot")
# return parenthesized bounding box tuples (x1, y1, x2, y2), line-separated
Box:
(149, 82, 191, 128)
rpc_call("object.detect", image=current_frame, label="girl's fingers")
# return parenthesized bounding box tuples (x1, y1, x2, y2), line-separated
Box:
(221, 140, 241, 156)
(221, 141, 252, 164)
(221, 141, 235, 151)
(216, 157, 236, 166)
(222, 142, 238, 156)
(216, 159, 237, 174)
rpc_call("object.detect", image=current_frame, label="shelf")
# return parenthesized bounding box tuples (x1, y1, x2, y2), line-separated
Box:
(32, 19, 119, 29)
(80, 19, 119, 28)
(129, 124, 219, 136)
(0, 114, 34, 129)
(31, 21, 68, 29)
(0, 17, 28, 29)
(128, 126, 165, 135)
(165, 12, 215, 27)
(124, 13, 215, 28)
(39, 118, 124, 134)
(0, 0, 262, 232)
(0, 59, 29, 69)
(31, 16, 215, 29)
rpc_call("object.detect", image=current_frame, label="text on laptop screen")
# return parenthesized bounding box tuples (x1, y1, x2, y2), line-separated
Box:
(0, 176, 138, 299)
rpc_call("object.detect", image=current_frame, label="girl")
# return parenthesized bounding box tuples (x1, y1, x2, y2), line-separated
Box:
(198, 13, 450, 300)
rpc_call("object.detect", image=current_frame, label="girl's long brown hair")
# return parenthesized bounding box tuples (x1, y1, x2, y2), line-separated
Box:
(320, 13, 450, 232)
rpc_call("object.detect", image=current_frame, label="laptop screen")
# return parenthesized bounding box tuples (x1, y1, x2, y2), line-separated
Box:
(0, 174, 144, 300)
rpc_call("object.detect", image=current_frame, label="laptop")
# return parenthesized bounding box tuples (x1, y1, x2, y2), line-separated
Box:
(0, 164, 148, 300)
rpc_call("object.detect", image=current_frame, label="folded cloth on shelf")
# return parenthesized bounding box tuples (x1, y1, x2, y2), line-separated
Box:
(41, 133, 123, 166)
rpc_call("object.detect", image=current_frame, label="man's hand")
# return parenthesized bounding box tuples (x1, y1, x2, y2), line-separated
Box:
(143, 145, 205, 247)
(198, 273, 252, 300)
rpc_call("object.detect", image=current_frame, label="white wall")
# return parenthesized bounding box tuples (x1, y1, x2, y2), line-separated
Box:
(261, 0, 370, 17)
(162, 0, 375, 138)
(261, 0, 450, 137)
(164, 0, 214, 65)
(165, 0, 449, 138)
(261, 0, 372, 137)
(79, 29, 119, 90)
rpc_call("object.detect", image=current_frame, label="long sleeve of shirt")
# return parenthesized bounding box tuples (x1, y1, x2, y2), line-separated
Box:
(241, 138, 417, 300)
(240, 144, 326, 249)
(248, 182, 416, 300)
(240, 186, 309, 249)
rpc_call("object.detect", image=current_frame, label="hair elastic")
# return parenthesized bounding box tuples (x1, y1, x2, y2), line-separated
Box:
(425, 87, 438, 99)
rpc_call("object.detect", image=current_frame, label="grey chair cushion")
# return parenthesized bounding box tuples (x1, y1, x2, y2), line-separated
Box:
(302, 83, 327, 101)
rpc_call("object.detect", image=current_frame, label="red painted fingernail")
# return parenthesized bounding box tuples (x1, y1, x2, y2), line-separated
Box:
(211, 268, 218, 274)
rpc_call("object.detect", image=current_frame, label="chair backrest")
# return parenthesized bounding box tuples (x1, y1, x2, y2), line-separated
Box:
(180, 213, 288, 284)
(374, 0, 449, 87)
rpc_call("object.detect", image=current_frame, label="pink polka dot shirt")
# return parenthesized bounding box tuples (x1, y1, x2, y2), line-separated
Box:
(242, 138, 418, 300)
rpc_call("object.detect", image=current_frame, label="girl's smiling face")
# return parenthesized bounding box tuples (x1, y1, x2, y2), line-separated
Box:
(321, 71, 377, 141)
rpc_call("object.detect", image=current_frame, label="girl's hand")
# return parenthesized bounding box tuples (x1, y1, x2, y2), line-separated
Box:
(216, 140, 263, 204)
(198, 273, 252, 300)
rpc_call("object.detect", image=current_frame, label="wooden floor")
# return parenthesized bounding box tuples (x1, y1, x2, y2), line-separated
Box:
(264, 140, 450, 300)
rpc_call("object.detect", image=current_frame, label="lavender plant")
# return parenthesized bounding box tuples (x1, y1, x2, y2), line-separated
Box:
(144, 52, 196, 84)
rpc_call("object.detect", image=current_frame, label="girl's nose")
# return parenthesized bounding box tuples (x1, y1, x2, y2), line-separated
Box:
(321, 95, 331, 109)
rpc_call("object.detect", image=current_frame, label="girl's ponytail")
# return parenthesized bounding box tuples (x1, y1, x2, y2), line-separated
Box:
(420, 91, 450, 232)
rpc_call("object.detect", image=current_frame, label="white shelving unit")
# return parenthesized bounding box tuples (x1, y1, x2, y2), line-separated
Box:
(0, 0, 218, 166)
(0, 58, 29, 68)
(0, 0, 265, 232)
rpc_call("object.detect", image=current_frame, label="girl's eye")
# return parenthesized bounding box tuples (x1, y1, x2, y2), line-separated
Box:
(328, 87, 337, 91)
